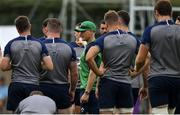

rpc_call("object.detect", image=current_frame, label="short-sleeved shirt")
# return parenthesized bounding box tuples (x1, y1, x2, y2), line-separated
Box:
(141, 20, 180, 79)
(128, 32, 141, 54)
(69, 42, 84, 89)
(80, 41, 102, 90)
(94, 29, 138, 84)
(40, 38, 76, 84)
(4, 35, 49, 85)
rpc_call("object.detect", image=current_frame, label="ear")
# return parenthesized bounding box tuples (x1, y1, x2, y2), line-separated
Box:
(29, 24, 32, 29)
(119, 18, 123, 25)
(44, 27, 48, 33)
(105, 23, 109, 30)
(154, 10, 159, 21)
(155, 10, 159, 16)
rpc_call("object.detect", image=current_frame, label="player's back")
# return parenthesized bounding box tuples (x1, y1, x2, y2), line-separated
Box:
(40, 38, 76, 84)
(4, 35, 47, 84)
(96, 29, 137, 84)
(146, 20, 180, 77)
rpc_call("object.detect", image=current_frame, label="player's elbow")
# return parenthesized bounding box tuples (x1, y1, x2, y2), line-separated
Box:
(136, 54, 145, 65)
(136, 58, 142, 65)
(42, 56, 54, 70)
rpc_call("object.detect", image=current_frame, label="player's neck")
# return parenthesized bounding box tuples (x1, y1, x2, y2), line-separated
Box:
(158, 16, 171, 22)
(19, 31, 31, 36)
(108, 25, 120, 32)
(119, 26, 129, 32)
(47, 33, 60, 39)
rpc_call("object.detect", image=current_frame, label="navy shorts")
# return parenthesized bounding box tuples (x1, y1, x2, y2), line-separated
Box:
(99, 78, 134, 109)
(80, 89, 99, 114)
(148, 76, 180, 108)
(7, 82, 39, 111)
(40, 83, 71, 109)
(72, 88, 80, 106)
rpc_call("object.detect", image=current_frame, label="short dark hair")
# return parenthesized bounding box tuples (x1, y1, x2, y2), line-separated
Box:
(47, 18, 62, 33)
(104, 10, 119, 26)
(42, 18, 49, 28)
(117, 10, 130, 26)
(14, 16, 31, 33)
(100, 20, 105, 25)
(176, 16, 180, 21)
(154, 0, 172, 16)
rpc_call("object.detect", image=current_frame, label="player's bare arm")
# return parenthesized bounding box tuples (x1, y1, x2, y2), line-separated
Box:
(135, 44, 149, 71)
(0, 57, 11, 71)
(42, 56, 53, 70)
(86, 46, 103, 76)
(69, 61, 78, 101)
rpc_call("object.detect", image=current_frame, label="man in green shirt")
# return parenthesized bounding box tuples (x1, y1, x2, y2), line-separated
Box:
(76, 21, 101, 114)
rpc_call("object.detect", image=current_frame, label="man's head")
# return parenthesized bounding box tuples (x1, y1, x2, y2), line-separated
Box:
(42, 18, 49, 37)
(74, 23, 81, 40)
(176, 16, 180, 25)
(47, 18, 62, 34)
(104, 10, 119, 31)
(117, 10, 130, 26)
(30, 91, 44, 96)
(99, 20, 107, 35)
(154, 0, 172, 21)
(75, 21, 96, 41)
(14, 16, 31, 34)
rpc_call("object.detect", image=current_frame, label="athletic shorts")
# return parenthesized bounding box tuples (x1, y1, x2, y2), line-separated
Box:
(7, 82, 39, 111)
(99, 78, 133, 109)
(40, 83, 71, 109)
(148, 76, 180, 108)
(80, 89, 99, 114)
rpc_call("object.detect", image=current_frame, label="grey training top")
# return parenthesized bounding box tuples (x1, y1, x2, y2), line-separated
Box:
(4, 35, 49, 85)
(142, 20, 180, 79)
(40, 38, 76, 84)
(15, 95, 56, 114)
(94, 29, 138, 84)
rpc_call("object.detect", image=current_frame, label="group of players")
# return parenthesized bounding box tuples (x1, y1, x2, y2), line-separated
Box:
(1, 0, 180, 114)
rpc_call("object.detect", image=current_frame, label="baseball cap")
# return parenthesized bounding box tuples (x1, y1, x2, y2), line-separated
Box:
(75, 21, 96, 32)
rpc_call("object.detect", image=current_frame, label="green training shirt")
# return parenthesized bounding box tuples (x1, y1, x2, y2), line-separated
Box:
(80, 42, 102, 91)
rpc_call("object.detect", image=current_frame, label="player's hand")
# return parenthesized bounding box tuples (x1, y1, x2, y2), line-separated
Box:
(138, 87, 148, 101)
(98, 66, 107, 77)
(77, 37, 87, 46)
(80, 92, 90, 103)
(129, 68, 138, 78)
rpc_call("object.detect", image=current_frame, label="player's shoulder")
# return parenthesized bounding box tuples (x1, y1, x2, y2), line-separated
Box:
(69, 41, 78, 48)
(144, 22, 162, 33)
